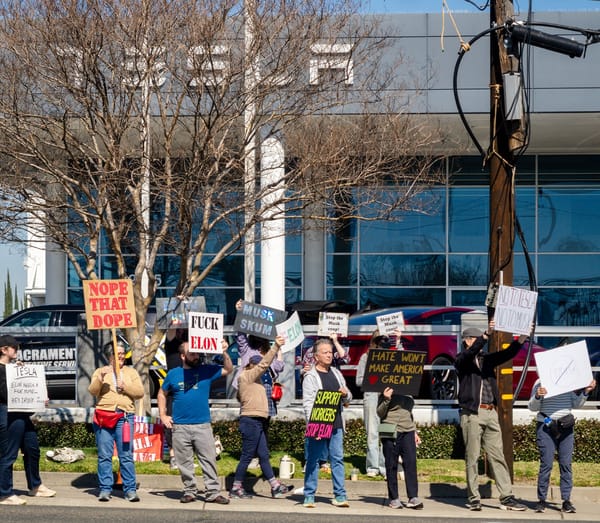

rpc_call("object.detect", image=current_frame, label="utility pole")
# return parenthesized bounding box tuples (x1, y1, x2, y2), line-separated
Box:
(489, 0, 525, 479)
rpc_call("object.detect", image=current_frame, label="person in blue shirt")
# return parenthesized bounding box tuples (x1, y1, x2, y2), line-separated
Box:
(158, 339, 233, 505)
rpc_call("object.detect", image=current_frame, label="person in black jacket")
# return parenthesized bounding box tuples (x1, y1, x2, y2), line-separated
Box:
(455, 320, 529, 512)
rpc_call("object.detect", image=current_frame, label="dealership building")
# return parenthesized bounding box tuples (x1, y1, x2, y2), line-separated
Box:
(24, 9, 600, 329)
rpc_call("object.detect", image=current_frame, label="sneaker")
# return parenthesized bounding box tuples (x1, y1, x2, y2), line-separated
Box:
(466, 500, 481, 511)
(98, 491, 111, 502)
(0, 495, 26, 505)
(562, 500, 576, 513)
(388, 498, 403, 509)
(28, 484, 56, 498)
(125, 491, 140, 502)
(332, 496, 350, 507)
(293, 486, 305, 495)
(366, 470, 379, 477)
(229, 487, 253, 499)
(206, 494, 230, 505)
(405, 497, 424, 510)
(169, 457, 179, 471)
(271, 484, 291, 498)
(180, 494, 196, 503)
(500, 496, 526, 511)
(303, 496, 315, 508)
(535, 500, 546, 513)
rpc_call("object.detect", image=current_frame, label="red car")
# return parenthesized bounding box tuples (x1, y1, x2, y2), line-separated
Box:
(297, 306, 541, 401)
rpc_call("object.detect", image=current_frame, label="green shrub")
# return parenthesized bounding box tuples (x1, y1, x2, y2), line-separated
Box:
(36, 422, 96, 448)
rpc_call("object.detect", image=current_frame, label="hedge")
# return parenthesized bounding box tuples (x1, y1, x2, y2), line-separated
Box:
(35, 418, 600, 463)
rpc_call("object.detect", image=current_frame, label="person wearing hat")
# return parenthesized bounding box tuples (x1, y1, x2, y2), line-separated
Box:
(455, 320, 529, 512)
(229, 335, 291, 500)
(0, 334, 56, 505)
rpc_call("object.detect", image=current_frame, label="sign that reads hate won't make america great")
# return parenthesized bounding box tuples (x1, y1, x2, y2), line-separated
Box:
(361, 349, 426, 396)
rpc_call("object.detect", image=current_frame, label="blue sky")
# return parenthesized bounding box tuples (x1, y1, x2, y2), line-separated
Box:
(365, 0, 600, 14)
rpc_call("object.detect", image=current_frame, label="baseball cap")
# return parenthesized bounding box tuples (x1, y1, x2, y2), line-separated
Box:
(249, 355, 262, 365)
(461, 327, 483, 338)
(0, 334, 19, 348)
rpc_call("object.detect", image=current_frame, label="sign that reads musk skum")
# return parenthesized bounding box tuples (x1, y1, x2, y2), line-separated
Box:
(82, 279, 137, 330)
(305, 390, 342, 440)
(361, 349, 426, 396)
(233, 300, 288, 341)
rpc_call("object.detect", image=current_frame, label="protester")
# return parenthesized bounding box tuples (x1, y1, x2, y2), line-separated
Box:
(377, 386, 423, 509)
(528, 377, 596, 513)
(454, 321, 528, 511)
(302, 338, 352, 508)
(88, 340, 144, 502)
(356, 329, 402, 477)
(158, 340, 233, 504)
(229, 335, 291, 499)
(0, 334, 56, 505)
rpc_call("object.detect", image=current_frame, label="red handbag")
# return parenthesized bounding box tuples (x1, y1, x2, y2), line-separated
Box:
(271, 382, 283, 401)
(93, 409, 124, 429)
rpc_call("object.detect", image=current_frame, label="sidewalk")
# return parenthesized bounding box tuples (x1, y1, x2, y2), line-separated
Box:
(13, 471, 600, 520)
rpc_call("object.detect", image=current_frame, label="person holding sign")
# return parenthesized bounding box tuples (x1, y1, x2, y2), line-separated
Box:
(0, 335, 56, 505)
(158, 340, 232, 505)
(88, 341, 144, 502)
(528, 377, 596, 514)
(229, 335, 291, 500)
(302, 338, 352, 508)
(377, 386, 422, 509)
(454, 321, 528, 512)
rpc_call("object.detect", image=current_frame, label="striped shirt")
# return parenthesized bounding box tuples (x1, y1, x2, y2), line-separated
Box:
(528, 379, 588, 422)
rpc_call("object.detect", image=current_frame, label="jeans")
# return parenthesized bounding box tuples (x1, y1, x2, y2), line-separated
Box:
(234, 416, 275, 482)
(93, 414, 136, 495)
(382, 431, 418, 501)
(304, 427, 346, 499)
(0, 404, 7, 457)
(363, 392, 385, 474)
(0, 413, 42, 497)
(536, 421, 574, 502)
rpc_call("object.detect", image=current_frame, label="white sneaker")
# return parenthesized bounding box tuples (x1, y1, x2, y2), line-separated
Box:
(28, 484, 56, 497)
(293, 486, 305, 495)
(0, 495, 27, 505)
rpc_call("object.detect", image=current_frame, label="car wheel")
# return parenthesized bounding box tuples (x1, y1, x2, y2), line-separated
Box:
(429, 356, 458, 400)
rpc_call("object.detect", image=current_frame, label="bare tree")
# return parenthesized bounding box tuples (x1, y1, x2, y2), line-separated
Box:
(0, 0, 446, 409)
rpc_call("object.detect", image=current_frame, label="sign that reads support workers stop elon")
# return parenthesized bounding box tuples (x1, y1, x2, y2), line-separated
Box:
(82, 279, 137, 330)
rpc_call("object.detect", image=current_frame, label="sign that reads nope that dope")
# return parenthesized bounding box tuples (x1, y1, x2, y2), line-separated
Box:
(82, 279, 137, 330)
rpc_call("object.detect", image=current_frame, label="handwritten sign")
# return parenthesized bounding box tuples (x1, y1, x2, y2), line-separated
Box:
(361, 349, 426, 395)
(275, 311, 305, 354)
(317, 312, 349, 337)
(6, 364, 47, 412)
(82, 279, 137, 330)
(233, 301, 288, 341)
(534, 341, 593, 398)
(188, 312, 224, 354)
(133, 416, 165, 462)
(305, 390, 342, 439)
(155, 296, 207, 329)
(376, 311, 405, 336)
(494, 285, 537, 336)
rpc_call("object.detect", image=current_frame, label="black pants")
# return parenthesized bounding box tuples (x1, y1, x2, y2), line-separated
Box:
(381, 431, 418, 501)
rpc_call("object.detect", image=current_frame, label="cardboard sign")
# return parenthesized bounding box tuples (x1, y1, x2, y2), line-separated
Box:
(305, 390, 342, 439)
(6, 364, 47, 412)
(494, 285, 537, 336)
(188, 312, 224, 354)
(233, 301, 288, 341)
(534, 341, 593, 398)
(317, 312, 349, 337)
(361, 349, 426, 395)
(376, 311, 405, 336)
(82, 279, 137, 330)
(155, 296, 207, 329)
(133, 416, 165, 462)
(275, 311, 305, 353)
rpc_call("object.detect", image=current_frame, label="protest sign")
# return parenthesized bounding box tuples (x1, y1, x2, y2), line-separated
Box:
(155, 296, 207, 329)
(376, 311, 405, 336)
(305, 390, 342, 439)
(494, 285, 537, 336)
(361, 349, 426, 395)
(6, 364, 47, 412)
(82, 279, 137, 330)
(188, 312, 224, 353)
(133, 415, 165, 462)
(233, 300, 288, 341)
(534, 341, 593, 398)
(317, 312, 349, 337)
(275, 311, 305, 353)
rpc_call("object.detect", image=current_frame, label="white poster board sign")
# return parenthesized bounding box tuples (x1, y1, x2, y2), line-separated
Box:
(275, 311, 305, 354)
(188, 312, 224, 354)
(317, 312, 349, 337)
(7, 364, 47, 412)
(376, 311, 405, 336)
(494, 285, 538, 336)
(533, 341, 593, 398)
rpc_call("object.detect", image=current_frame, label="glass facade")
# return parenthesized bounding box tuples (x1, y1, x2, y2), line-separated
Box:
(67, 154, 600, 326)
